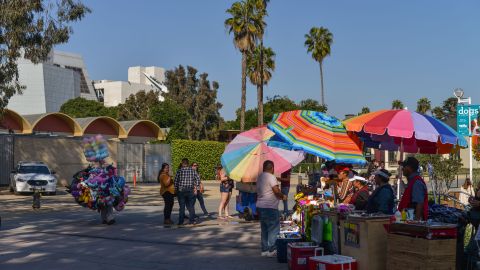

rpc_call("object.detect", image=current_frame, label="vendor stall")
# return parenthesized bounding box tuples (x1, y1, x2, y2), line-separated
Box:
(340, 214, 392, 270)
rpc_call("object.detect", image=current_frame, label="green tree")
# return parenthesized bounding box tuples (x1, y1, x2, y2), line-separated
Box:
(117, 90, 161, 121)
(164, 65, 223, 140)
(432, 97, 458, 121)
(0, 0, 90, 113)
(391, 100, 404, 109)
(359, 107, 370, 115)
(416, 97, 431, 114)
(225, 0, 265, 131)
(150, 98, 189, 143)
(60, 97, 118, 118)
(247, 45, 275, 126)
(304, 27, 333, 106)
(298, 99, 328, 113)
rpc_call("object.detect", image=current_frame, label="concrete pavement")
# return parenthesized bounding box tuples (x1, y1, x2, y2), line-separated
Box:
(0, 183, 290, 270)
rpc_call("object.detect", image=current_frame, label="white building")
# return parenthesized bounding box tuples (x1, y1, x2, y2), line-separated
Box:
(93, 66, 166, 107)
(8, 50, 97, 115)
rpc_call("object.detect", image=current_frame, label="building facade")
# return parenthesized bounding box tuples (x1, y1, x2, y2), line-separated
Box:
(8, 51, 97, 115)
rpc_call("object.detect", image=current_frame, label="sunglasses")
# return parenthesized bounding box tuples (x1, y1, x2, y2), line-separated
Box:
(192, 164, 198, 167)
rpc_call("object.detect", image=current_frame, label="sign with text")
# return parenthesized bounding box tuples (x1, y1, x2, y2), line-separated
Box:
(457, 105, 480, 136)
(343, 222, 360, 247)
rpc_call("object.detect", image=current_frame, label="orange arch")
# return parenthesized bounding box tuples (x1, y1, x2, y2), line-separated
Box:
(75, 117, 127, 138)
(120, 120, 165, 140)
(0, 109, 31, 133)
(23, 112, 82, 136)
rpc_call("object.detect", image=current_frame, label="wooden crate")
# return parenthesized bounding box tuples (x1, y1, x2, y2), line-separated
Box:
(386, 233, 456, 270)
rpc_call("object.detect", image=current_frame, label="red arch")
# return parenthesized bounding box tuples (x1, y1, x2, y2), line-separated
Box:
(83, 118, 120, 136)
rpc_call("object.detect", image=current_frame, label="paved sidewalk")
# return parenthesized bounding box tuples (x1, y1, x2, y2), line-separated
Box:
(0, 184, 289, 270)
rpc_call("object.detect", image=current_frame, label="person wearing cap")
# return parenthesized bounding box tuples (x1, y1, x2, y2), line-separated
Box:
(367, 169, 395, 214)
(347, 176, 370, 210)
(398, 157, 428, 220)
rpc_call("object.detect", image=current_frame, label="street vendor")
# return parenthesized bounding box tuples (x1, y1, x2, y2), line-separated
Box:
(397, 157, 428, 220)
(367, 169, 395, 214)
(347, 176, 370, 210)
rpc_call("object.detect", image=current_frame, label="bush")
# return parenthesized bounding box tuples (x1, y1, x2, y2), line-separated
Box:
(171, 139, 226, 180)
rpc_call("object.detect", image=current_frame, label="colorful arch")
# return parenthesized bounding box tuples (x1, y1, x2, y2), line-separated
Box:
(120, 120, 165, 140)
(75, 117, 128, 138)
(23, 113, 83, 136)
(0, 109, 31, 133)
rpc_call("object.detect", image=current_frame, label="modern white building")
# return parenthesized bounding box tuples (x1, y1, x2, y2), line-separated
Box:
(8, 50, 97, 115)
(93, 66, 166, 107)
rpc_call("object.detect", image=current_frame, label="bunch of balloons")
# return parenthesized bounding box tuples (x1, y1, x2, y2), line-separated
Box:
(83, 135, 109, 162)
(69, 135, 130, 211)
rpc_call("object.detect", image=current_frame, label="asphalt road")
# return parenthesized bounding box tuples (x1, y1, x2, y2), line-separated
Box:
(0, 183, 292, 270)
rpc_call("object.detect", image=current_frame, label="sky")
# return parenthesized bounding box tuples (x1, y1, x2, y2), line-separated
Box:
(58, 0, 480, 121)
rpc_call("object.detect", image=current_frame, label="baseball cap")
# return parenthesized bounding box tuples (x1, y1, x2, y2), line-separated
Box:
(349, 175, 368, 182)
(400, 157, 419, 171)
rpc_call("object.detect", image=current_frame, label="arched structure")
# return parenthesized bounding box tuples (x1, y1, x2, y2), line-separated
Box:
(120, 120, 165, 140)
(23, 113, 83, 136)
(0, 109, 31, 133)
(75, 117, 127, 138)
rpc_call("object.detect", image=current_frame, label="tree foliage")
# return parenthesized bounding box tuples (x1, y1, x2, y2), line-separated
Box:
(150, 98, 189, 143)
(226, 95, 328, 130)
(60, 97, 117, 118)
(225, 0, 266, 131)
(416, 97, 431, 114)
(117, 90, 161, 121)
(305, 27, 333, 106)
(0, 0, 90, 113)
(417, 154, 463, 193)
(391, 99, 404, 110)
(164, 65, 223, 141)
(359, 107, 370, 115)
(432, 97, 457, 121)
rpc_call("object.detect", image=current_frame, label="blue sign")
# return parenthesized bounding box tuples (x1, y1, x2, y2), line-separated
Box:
(457, 105, 480, 136)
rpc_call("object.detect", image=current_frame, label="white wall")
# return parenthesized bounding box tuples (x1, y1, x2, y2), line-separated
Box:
(8, 63, 47, 115)
(96, 81, 156, 107)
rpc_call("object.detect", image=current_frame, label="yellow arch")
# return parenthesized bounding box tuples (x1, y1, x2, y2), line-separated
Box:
(76, 116, 128, 138)
(3, 109, 32, 134)
(23, 112, 83, 136)
(121, 120, 165, 140)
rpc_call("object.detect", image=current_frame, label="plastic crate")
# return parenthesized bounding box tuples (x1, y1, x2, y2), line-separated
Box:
(277, 237, 302, 263)
(287, 242, 322, 270)
(308, 255, 357, 270)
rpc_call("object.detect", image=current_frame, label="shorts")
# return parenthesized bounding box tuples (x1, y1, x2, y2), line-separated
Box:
(220, 180, 234, 193)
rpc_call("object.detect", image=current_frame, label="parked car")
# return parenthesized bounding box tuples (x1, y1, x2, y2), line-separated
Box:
(9, 162, 57, 195)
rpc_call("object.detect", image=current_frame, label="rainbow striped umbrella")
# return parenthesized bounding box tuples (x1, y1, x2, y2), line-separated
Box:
(267, 110, 367, 165)
(221, 126, 305, 182)
(343, 109, 467, 154)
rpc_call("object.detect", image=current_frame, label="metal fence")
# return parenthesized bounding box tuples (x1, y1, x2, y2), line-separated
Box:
(0, 135, 14, 186)
(145, 144, 171, 182)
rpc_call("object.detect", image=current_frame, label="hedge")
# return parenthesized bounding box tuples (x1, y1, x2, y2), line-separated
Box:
(171, 139, 226, 180)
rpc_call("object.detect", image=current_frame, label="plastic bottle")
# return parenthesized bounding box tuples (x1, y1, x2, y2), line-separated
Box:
(394, 210, 402, 223)
(401, 209, 407, 222)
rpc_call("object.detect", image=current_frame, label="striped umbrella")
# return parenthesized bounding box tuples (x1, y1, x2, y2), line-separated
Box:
(343, 109, 468, 154)
(221, 126, 305, 182)
(267, 110, 367, 165)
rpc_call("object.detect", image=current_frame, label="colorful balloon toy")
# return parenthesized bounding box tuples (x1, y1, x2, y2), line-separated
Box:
(70, 135, 130, 212)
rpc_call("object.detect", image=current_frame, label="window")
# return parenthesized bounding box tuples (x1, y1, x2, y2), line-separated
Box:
(19, 166, 50, 174)
(65, 66, 90, 94)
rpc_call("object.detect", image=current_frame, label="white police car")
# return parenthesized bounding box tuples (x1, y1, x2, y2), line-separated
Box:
(9, 162, 57, 195)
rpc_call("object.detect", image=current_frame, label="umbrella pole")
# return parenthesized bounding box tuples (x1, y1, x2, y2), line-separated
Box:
(397, 139, 404, 200)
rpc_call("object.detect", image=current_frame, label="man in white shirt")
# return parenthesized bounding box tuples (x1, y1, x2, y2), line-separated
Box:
(257, 160, 287, 258)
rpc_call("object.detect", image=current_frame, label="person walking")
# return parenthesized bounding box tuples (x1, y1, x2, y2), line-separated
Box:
(191, 162, 209, 216)
(174, 158, 200, 225)
(460, 178, 474, 206)
(217, 165, 234, 219)
(398, 157, 428, 221)
(278, 169, 292, 216)
(158, 163, 175, 225)
(257, 160, 287, 258)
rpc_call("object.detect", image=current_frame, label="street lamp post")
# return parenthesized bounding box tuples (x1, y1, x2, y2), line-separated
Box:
(454, 88, 473, 183)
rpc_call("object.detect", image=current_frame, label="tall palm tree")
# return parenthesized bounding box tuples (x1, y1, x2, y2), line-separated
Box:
(304, 27, 333, 106)
(253, 0, 268, 126)
(247, 45, 275, 126)
(359, 107, 370, 115)
(225, 0, 265, 131)
(416, 97, 431, 114)
(391, 100, 404, 110)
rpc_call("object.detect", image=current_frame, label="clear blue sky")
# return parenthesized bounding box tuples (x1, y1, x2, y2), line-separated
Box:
(58, 0, 480, 120)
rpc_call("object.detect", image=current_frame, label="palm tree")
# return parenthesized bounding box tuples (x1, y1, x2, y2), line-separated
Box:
(225, 0, 265, 131)
(391, 100, 404, 110)
(359, 107, 370, 115)
(416, 97, 431, 114)
(253, 0, 268, 126)
(304, 27, 333, 106)
(247, 45, 275, 126)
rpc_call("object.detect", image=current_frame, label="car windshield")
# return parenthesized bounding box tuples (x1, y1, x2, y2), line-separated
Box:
(18, 166, 50, 174)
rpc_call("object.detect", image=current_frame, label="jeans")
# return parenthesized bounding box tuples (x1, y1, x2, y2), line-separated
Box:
(258, 207, 280, 252)
(177, 190, 196, 224)
(192, 192, 209, 215)
(281, 187, 290, 214)
(162, 191, 175, 220)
